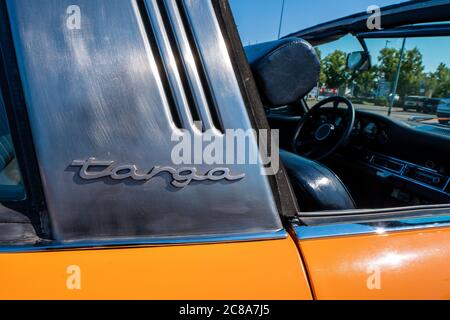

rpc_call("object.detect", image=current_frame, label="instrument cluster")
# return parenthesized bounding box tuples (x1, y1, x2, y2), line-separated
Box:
(351, 117, 391, 145)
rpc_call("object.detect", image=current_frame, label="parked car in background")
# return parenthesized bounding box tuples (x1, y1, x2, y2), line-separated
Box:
(317, 88, 338, 101)
(437, 95, 450, 124)
(404, 96, 426, 112)
(422, 98, 441, 114)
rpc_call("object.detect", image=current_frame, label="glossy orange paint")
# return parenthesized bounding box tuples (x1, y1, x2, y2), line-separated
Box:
(296, 227, 450, 300)
(0, 235, 312, 300)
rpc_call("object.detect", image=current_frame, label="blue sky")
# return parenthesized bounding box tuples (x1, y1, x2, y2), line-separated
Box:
(229, 0, 408, 44)
(229, 0, 450, 72)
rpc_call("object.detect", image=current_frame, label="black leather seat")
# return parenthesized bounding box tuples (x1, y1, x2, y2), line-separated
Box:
(246, 39, 356, 211)
(0, 206, 39, 245)
(280, 150, 355, 211)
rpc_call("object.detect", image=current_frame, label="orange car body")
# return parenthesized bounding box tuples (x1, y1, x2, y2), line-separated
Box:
(1, 236, 312, 300)
(2, 225, 450, 299)
(296, 226, 450, 300)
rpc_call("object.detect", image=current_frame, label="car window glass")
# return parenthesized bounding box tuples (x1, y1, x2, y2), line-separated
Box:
(313, 35, 450, 128)
(0, 89, 25, 200)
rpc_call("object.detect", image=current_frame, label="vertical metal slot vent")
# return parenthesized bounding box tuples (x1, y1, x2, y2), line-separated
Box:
(155, 0, 201, 126)
(143, 0, 224, 133)
(136, 0, 183, 129)
(174, 0, 224, 133)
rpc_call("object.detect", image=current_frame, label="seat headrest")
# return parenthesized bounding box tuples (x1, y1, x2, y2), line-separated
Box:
(245, 38, 320, 107)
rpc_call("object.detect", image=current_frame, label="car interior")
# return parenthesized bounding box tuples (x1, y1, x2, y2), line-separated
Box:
(0, 97, 38, 245)
(245, 37, 450, 212)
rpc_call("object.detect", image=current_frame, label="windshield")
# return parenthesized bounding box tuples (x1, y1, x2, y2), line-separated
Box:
(312, 34, 450, 128)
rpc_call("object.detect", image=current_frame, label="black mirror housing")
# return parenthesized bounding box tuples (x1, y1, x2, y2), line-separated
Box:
(347, 51, 371, 71)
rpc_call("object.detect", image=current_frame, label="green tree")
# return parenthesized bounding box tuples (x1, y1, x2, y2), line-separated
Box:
(433, 63, 450, 97)
(315, 47, 326, 86)
(422, 71, 438, 97)
(397, 47, 424, 98)
(322, 50, 349, 92)
(377, 46, 425, 99)
(353, 66, 378, 97)
(377, 47, 400, 81)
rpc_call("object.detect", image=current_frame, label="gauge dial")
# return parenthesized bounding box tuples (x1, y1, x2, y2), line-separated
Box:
(378, 127, 390, 144)
(363, 122, 378, 140)
(352, 119, 361, 137)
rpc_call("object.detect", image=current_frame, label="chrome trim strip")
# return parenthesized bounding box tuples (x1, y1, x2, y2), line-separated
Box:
(0, 230, 288, 254)
(298, 203, 450, 219)
(182, 0, 244, 130)
(163, 0, 217, 133)
(293, 215, 450, 240)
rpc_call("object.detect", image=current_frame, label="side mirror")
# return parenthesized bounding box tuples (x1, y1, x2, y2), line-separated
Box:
(347, 51, 371, 71)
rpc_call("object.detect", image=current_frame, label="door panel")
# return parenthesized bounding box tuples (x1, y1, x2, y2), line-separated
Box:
(296, 227, 450, 299)
(0, 236, 312, 299)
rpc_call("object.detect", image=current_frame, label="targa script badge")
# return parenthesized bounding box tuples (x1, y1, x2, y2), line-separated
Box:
(71, 158, 245, 188)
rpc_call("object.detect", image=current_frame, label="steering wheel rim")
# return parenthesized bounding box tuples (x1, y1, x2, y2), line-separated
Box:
(292, 96, 355, 161)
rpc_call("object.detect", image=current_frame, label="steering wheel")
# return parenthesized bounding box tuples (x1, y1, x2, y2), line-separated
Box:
(292, 96, 355, 161)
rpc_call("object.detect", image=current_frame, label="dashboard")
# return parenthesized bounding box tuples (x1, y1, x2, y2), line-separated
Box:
(349, 111, 450, 171)
(340, 111, 450, 202)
